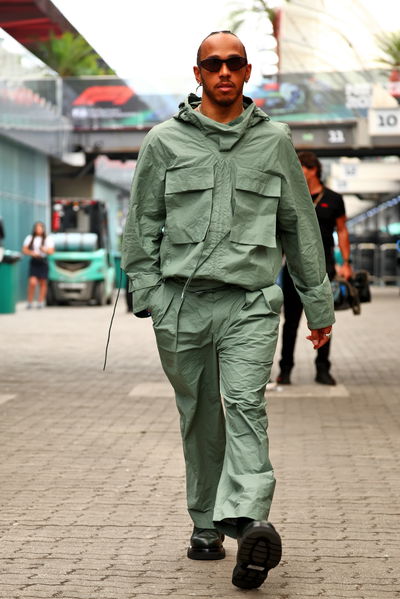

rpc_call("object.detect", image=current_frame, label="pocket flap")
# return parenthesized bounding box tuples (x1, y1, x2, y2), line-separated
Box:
(236, 167, 281, 197)
(166, 166, 214, 194)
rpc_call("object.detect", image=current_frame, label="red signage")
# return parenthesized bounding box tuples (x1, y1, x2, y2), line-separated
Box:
(72, 86, 134, 106)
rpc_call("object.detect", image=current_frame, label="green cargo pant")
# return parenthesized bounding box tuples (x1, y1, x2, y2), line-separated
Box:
(149, 279, 282, 539)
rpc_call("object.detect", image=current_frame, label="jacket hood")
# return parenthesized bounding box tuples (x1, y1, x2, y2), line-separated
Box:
(174, 93, 270, 151)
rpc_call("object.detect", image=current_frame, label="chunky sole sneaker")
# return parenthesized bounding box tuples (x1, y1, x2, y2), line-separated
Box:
(232, 521, 282, 589)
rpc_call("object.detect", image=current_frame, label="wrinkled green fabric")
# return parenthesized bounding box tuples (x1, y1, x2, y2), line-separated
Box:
(149, 279, 281, 536)
(121, 94, 335, 538)
(121, 94, 335, 329)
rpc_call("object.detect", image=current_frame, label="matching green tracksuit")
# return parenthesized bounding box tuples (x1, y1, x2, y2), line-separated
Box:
(121, 94, 335, 538)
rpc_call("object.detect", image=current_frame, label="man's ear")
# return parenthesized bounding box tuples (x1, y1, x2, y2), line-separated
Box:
(245, 63, 252, 82)
(193, 65, 201, 85)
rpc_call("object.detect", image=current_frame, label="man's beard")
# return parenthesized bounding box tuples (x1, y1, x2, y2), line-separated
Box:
(215, 97, 237, 107)
(202, 82, 243, 107)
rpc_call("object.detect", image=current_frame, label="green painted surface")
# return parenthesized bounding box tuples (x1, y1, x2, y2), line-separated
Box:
(49, 249, 113, 283)
(0, 135, 50, 301)
(0, 261, 18, 313)
(93, 179, 121, 253)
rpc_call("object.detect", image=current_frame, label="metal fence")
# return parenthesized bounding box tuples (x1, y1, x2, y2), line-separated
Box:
(0, 77, 71, 157)
(351, 242, 399, 284)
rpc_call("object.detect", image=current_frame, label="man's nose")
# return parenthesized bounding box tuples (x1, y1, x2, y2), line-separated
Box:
(219, 61, 231, 76)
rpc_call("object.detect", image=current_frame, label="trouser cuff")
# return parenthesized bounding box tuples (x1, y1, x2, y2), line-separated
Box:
(188, 508, 215, 529)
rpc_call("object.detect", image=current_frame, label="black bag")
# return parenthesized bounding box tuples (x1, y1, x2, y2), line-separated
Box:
(331, 277, 361, 315)
(352, 270, 371, 303)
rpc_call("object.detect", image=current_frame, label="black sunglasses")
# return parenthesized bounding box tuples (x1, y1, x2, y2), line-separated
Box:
(198, 56, 247, 72)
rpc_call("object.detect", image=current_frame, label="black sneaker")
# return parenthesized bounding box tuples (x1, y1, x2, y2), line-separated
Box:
(187, 527, 225, 560)
(232, 521, 282, 589)
(315, 369, 336, 385)
(276, 370, 291, 385)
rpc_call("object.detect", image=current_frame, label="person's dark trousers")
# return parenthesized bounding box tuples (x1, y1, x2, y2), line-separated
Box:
(279, 265, 303, 373)
(278, 264, 331, 374)
(126, 279, 133, 313)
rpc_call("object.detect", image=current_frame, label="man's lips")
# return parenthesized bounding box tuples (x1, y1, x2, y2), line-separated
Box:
(216, 83, 235, 91)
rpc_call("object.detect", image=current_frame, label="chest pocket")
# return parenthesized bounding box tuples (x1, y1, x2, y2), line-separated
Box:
(230, 167, 281, 248)
(165, 166, 214, 244)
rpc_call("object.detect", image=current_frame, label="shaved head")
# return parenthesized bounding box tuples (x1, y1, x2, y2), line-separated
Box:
(196, 30, 247, 65)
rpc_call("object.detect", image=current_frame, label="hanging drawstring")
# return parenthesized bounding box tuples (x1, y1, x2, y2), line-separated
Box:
(173, 232, 229, 351)
(103, 267, 123, 371)
(180, 241, 205, 300)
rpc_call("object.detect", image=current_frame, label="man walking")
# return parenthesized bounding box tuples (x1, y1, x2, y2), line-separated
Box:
(277, 151, 352, 386)
(122, 31, 334, 590)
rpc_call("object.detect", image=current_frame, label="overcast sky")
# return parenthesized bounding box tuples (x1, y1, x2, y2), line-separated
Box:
(52, 0, 235, 93)
(52, 0, 400, 95)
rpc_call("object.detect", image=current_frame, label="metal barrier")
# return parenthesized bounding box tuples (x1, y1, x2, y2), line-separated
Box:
(351, 242, 399, 285)
(379, 243, 399, 285)
(353, 243, 379, 280)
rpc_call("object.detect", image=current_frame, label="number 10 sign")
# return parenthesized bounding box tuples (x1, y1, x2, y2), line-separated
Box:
(368, 108, 400, 136)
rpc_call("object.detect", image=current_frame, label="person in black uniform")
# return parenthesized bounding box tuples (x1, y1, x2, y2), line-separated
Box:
(277, 151, 352, 386)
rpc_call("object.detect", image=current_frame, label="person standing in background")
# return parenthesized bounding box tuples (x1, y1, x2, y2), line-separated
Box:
(22, 221, 54, 309)
(277, 151, 352, 386)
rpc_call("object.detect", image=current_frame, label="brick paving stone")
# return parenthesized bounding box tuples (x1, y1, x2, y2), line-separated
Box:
(0, 286, 399, 598)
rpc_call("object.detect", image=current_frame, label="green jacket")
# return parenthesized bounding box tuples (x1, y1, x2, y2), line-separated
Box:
(122, 95, 334, 329)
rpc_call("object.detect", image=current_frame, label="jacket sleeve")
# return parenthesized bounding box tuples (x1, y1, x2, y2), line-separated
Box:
(276, 125, 335, 330)
(121, 130, 166, 315)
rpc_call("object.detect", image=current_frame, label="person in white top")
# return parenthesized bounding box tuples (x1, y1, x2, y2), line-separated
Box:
(22, 221, 55, 309)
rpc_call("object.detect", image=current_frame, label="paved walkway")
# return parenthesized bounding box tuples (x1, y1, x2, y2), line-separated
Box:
(0, 287, 399, 599)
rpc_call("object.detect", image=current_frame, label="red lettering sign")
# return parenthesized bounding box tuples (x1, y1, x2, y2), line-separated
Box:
(72, 86, 134, 106)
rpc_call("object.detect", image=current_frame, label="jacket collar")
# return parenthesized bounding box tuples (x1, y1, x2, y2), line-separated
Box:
(174, 94, 269, 151)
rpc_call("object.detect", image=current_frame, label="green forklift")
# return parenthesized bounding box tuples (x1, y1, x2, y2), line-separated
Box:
(47, 198, 115, 305)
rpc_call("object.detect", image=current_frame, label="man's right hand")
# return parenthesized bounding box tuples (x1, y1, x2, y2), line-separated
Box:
(339, 262, 353, 280)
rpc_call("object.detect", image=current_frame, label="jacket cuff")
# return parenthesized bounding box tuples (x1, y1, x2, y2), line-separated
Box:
(125, 272, 163, 315)
(296, 274, 336, 330)
(126, 272, 163, 292)
(131, 285, 158, 315)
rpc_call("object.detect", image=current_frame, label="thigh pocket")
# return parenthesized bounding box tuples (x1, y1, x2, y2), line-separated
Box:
(165, 166, 214, 244)
(261, 284, 283, 316)
(230, 167, 280, 248)
(243, 285, 283, 315)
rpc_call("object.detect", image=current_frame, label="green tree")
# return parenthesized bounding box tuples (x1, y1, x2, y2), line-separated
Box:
(29, 31, 115, 77)
(229, 0, 288, 71)
(376, 30, 400, 69)
(230, 0, 279, 38)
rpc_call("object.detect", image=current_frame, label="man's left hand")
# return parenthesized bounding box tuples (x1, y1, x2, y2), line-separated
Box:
(306, 326, 332, 350)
